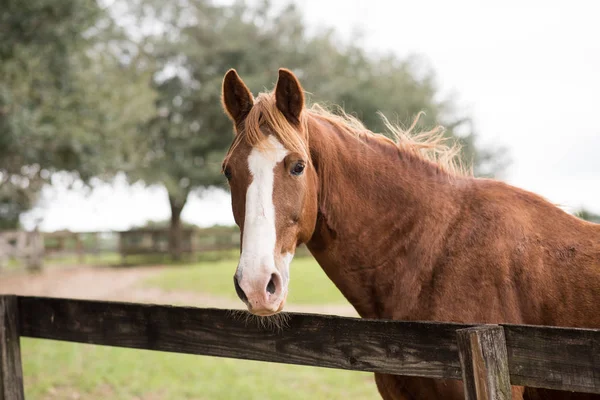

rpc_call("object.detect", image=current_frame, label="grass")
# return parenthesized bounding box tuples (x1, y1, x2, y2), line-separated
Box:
(142, 255, 349, 305)
(22, 338, 379, 399)
(4, 253, 121, 271)
(44, 249, 241, 267)
(45, 252, 121, 266)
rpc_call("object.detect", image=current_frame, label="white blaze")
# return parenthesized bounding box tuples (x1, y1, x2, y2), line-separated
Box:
(238, 136, 291, 283)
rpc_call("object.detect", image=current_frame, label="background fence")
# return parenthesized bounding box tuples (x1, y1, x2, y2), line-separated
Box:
(0, 225, 265, 269)
(1, 295, 599, 400)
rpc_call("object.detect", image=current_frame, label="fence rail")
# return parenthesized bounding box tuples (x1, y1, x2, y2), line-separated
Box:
(1, 295, 599, 399)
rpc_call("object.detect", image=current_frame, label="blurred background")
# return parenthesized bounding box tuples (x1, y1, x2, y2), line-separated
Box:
(1, 0, 598, 398)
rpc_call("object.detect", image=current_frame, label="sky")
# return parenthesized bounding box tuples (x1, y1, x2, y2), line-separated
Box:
(21, 0, 600, 232)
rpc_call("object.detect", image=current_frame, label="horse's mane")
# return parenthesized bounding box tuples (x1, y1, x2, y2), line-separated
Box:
(224, 91, 468, 177)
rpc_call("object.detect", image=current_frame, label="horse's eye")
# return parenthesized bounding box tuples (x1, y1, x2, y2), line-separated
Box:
(291, 162, 305, 176)
(224, 167, 232, 180)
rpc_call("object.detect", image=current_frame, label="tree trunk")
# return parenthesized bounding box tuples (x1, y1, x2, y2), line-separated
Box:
(168, 195, 187, 261)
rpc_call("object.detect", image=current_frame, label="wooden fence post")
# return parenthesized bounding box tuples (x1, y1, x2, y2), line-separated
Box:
(0, 296, 24, 400)
(456, 325, 511, 400)
(0, 235, 7, 271)
(26, 230, 44, 272)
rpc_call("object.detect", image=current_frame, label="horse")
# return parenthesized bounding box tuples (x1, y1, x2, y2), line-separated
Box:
(219, 68, 600, 399)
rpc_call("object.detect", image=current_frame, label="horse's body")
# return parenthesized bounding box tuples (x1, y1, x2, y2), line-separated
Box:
(220, 68, 600, 399)
(303, 114, 600, 399)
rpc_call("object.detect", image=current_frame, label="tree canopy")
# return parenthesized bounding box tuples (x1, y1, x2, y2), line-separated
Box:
(575, 208, 600, 224)
(0, 0, 155, 228)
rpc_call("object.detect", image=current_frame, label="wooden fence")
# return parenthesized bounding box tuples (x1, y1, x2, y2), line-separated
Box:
(42, 230, 120, 264)
(42, 227, 242, 262)
(1, 295, 599, 399)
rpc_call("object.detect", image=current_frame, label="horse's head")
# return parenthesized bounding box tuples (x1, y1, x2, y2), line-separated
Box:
(221, 68, 318, 316)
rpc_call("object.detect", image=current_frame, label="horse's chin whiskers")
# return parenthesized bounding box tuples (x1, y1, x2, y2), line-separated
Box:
(227, 308, 290, 332)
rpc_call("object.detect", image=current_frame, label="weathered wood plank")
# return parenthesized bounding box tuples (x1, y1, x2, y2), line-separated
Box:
(17, 296, 468, 380)
(502, 323, 600, 394)
(15, 296, 600, 395)
(0, 296, 24, 400)
(457, 325, 512, 400)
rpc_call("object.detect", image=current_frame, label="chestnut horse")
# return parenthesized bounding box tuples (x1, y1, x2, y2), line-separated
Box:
(220, 68, 600, 399)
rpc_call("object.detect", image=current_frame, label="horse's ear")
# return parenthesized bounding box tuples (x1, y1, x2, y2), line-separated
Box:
(222, 69, 254, 125)
(275, 68, 304, 125)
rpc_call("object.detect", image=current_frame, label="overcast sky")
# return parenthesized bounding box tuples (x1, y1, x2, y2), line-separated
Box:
(22, 0, 600, 231)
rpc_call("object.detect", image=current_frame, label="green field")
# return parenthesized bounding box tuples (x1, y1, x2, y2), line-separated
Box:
(142, 255, 349, 305)
(22, 338, 379, 399)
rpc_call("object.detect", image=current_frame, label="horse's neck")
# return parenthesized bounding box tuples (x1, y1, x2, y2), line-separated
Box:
(305, 116, 464, 319)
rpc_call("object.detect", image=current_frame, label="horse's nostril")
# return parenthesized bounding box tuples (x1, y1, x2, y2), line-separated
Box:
(266, 273, 277, 295)
(233, 275, 248, 303)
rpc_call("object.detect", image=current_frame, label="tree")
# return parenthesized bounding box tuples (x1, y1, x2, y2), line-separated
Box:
(124, 0, 509, 259)
(575, 208, 600, 223)
(0, 0, 156, 228)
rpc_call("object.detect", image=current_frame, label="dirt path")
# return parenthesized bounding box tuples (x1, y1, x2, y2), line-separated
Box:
(0, 265, 359, 317)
